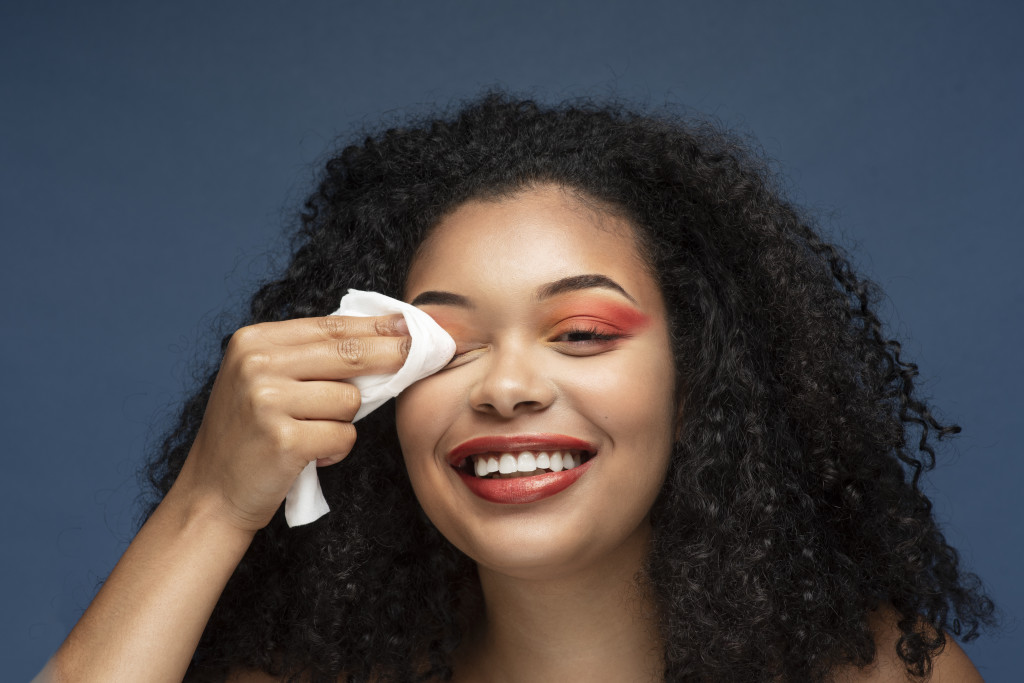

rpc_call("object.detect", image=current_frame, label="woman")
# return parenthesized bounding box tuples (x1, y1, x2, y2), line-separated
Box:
(50, 94, 994, 682)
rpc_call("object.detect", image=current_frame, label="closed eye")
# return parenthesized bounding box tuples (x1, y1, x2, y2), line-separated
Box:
(442, 345, 487, 370)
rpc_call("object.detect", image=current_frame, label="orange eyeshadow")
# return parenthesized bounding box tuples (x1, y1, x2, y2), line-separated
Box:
(546, 296, 650, 334)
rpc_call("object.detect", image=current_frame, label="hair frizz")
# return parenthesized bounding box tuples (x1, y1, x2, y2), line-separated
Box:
(143, 93, 994, 682)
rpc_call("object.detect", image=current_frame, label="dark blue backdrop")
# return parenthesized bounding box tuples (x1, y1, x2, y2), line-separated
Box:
(3, 1, 1021, 678)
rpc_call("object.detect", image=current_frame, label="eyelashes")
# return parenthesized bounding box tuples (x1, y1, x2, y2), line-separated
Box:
(444, 345, 486, 369)
(442, 325, 626, 369)
(552, 325, 622, 346)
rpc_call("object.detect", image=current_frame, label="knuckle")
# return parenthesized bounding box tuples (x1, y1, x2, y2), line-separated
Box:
(225, 330, 250, 358)
(229, 324, 262, 349)
(268, 421, 298, 455)
(340, 382, 362, 409)
(236, 350, 272, 378)
(335, 337, 366, 368)
(399, 336, 412, 360)
(374, 315, 400, 336)
(337, 423, 357, 452)
(318, 316, 348, 338)
(249, 384, 279, 412)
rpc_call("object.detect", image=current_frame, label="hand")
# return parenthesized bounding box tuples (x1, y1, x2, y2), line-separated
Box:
(173, 314, 410, 532)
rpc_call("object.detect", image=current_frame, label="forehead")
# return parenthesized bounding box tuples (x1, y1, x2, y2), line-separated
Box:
(405, 186, 653, 299)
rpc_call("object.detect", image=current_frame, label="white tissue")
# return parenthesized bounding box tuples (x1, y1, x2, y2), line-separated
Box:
(284, 289, 456, 527)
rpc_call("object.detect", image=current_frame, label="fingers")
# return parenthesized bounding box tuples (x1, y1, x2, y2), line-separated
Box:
(243, 382, 361, 471)
(305, 420, 358, 466)
(226, 315, 411, 382)
(238, 314, 409, 347)
(236, 335, 410, 381)
(264, 418, 358, 468)
(277, 381, 362, 422)
(184, 315, 407, 530)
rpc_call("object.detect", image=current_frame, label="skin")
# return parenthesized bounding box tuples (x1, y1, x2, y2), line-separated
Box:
(47, 313, 412, 682)
(396, 185, 677, 681)
(393, 185, 985, 682)
(40, 183, 983, 683)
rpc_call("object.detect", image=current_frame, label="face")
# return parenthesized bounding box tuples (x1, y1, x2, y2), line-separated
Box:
(396, 185, 676, 580)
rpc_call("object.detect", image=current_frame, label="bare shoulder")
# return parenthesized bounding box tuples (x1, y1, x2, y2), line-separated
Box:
(831, 607, 983, 682)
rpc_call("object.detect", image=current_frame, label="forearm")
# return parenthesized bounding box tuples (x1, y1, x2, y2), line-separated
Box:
(50, 483, 256, 682)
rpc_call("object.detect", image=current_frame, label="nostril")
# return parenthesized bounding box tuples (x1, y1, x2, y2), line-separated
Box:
(468, 364, 557, 417)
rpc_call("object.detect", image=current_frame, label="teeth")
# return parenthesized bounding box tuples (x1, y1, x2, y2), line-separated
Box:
(549, 452, 564, 472)
(465, 450, 587, 478)
(516, 451, 536, 473)
(498, 453, 517, 474)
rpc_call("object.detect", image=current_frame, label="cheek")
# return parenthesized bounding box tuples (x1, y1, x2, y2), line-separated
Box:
(395, 374, 460, 467)
(564, 345, 677, 482)
(571, 348, 675, 426)
(394, 376, 470, 536)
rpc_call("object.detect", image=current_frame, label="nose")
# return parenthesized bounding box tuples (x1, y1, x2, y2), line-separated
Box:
(468, 342, 556, 418)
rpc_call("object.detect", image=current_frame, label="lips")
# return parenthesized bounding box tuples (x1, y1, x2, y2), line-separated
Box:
(447, 434, 597, 504)
(447, 434, 595, 466)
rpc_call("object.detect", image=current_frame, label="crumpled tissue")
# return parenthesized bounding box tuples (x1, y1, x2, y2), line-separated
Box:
(284, 289, 455, 527)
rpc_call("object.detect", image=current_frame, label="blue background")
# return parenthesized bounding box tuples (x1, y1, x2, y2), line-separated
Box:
(3, 1, 1021, 679)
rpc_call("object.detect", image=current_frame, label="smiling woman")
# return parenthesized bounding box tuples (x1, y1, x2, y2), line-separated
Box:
(397, 188, 676, 596)
(45, 94, 994, 682)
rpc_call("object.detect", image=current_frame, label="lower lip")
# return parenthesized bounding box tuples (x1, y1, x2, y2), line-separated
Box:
(456, 458, 594, 504)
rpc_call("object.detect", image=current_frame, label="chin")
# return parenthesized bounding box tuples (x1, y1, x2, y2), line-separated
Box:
(458, 524, 600, 580)
(416, 479, 657, 582)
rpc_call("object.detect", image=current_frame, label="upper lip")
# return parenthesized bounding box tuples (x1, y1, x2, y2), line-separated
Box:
(447, 434, 597, 467)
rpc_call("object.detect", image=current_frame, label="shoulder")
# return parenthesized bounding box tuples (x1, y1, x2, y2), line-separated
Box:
(831, 607, 983, 682)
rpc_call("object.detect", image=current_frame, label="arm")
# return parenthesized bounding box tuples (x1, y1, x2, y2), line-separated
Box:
(44, 314, 410, 682)
(50, 485, 255, 682)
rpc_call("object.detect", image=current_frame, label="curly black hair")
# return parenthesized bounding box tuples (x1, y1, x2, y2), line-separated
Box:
(143, 92, 995, 682)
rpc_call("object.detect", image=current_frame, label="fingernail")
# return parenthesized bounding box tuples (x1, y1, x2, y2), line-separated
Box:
(393, 315, 409, 336)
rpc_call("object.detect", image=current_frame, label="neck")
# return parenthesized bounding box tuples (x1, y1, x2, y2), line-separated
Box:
(454, 522, 663, 683)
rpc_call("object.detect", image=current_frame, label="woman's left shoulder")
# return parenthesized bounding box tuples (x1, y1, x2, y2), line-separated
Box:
(831, 607, 983, 682)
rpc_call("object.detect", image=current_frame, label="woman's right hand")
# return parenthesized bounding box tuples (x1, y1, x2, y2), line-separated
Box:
(47, 313, 410, 682)
(173, 313, 411, 532)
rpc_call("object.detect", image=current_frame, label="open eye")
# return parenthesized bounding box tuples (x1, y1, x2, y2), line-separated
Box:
(554, 326, 620, 344)
(550, 325, 625, 356)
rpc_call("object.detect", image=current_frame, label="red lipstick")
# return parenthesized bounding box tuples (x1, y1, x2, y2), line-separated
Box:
(457, 460, 594, 504)
(448, 434, 597, 504)
(447, 434, 593, 466)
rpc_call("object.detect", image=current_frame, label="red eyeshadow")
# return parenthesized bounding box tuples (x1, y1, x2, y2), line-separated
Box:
(548, 297, 650, 334)
(423, 313, 468, 337)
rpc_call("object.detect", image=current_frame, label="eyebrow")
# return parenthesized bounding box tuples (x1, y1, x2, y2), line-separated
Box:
(536, 274, 637, 304)
(410, 290, 473, 307)
(410, 273, 637, 308)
